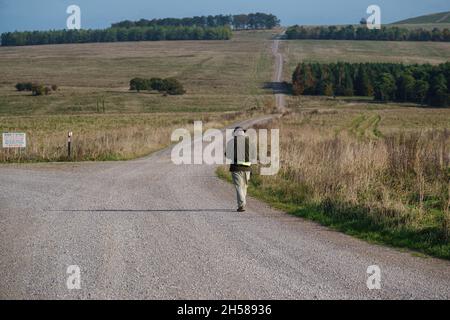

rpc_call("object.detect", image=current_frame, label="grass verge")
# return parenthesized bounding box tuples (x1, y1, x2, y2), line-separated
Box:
(217, 166, 450, 260)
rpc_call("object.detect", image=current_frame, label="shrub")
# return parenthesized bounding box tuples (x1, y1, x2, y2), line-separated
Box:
(31, 84, 51, 96)
(24, 82, 33, 91)
(15, 82, 33, 91)
(162, 78, 185, 95)
(129, 78, 147, 92)
(149, 78, 165, 91)
(31, 84, 44, 96)
(129, 77, 185, 95)
(15, 83, 25, 91)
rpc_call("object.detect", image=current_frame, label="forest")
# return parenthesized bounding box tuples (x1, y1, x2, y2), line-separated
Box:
(0, 25, 232, 46)
(286, 25, 450, 42)
(111, 13, 280, 30)
(292, 62, 450, 107)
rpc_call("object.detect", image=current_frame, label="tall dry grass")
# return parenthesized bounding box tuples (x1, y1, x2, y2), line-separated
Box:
(281, 128, 449, 208)
(0, 125, 174, 162)
(255, 111, 450, 253)
(0, 110, 254, 162)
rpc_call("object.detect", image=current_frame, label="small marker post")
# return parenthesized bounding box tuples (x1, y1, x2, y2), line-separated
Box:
(68, 131, 73, 159)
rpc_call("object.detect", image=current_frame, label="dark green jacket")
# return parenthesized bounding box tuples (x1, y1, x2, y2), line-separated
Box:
(226, 136, 252, 172)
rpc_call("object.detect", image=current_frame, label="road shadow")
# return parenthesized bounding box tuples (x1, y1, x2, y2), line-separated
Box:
(54, 209, 236, 213)
(263, 81, 291, 94)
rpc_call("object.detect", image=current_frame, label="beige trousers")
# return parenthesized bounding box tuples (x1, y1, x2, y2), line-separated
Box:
(231, 171, 251, 208)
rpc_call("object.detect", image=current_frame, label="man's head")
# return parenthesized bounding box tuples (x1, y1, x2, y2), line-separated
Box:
(233, 127, 246, 137)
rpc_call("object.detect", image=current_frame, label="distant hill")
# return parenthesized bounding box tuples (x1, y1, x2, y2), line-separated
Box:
(394, 11, 450, 24)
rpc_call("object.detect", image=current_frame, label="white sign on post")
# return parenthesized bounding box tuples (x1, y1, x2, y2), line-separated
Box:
(2, 133, 26, 148)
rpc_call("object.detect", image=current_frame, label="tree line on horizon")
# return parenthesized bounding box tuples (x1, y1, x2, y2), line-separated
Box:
(286, 25, 450, 42)
(111, 13, 280, 30)
(1, 25, 232, 46)
(292, 62, 450, 107)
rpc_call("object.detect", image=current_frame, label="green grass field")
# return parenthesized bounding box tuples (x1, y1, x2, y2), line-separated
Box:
(0, 30, 275, 116)
(283, 39, 450, 80)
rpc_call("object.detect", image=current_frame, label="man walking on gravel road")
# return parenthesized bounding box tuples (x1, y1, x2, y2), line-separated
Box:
(226, 127, 252, 212)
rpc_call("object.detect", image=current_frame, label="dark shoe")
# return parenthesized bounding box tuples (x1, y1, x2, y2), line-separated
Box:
(237, 207, 246, 212)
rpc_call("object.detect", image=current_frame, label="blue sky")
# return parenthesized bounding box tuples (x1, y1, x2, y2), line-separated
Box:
(0, 0, 448, 33)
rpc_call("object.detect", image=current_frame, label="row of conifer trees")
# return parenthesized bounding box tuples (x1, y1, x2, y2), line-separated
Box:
(286, 25, 450, 42)
(1, 26, 232, 46)
(292, 62, 450, 107)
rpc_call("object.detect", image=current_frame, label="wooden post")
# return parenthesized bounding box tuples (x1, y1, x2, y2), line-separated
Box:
(68, 131, 73, 159)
